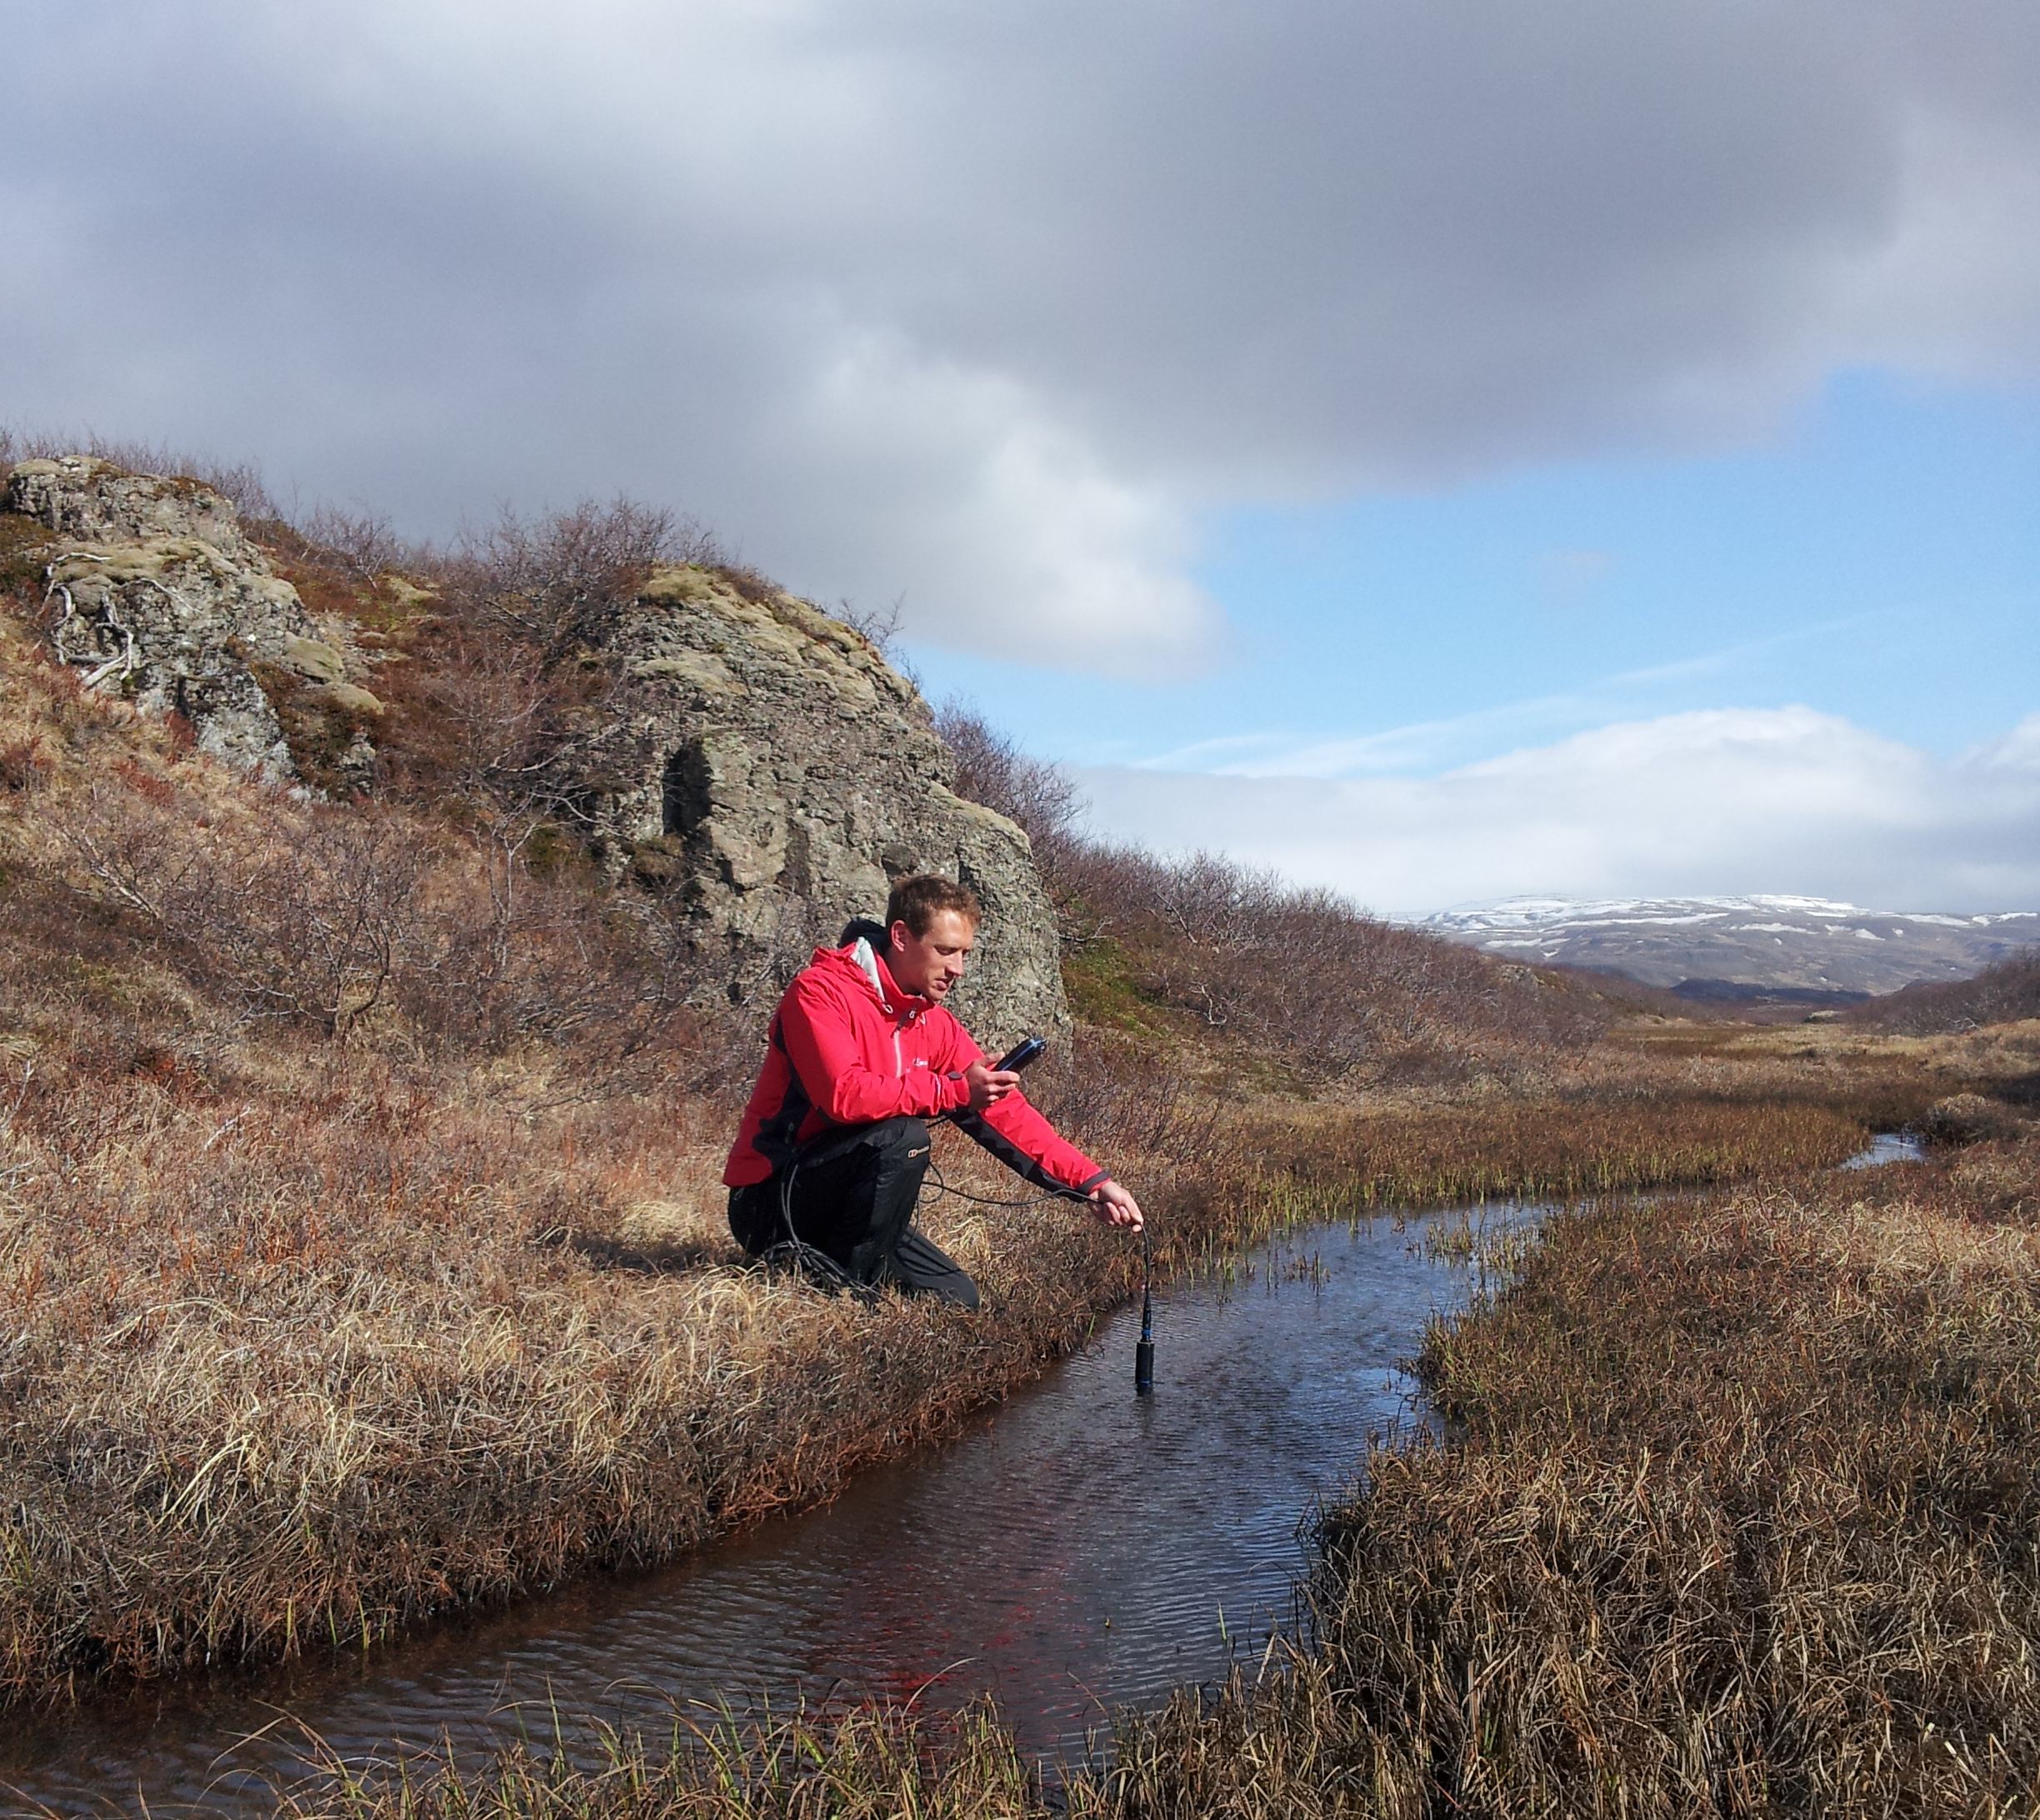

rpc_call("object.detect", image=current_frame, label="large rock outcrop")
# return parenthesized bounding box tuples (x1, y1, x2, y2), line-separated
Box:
(569, 567, 1069, 1048)
(0, 459, 1069, 1045)
(2, 458, 378, 782)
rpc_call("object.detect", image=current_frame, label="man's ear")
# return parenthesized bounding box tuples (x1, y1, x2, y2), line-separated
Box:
(888, 918, 912, 952)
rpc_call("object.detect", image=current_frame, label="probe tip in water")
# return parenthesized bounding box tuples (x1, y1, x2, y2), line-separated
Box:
(1134, 1225, 1156, 1393)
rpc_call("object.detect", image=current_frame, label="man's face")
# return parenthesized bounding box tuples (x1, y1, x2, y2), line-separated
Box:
(888, 908, 977, 1002)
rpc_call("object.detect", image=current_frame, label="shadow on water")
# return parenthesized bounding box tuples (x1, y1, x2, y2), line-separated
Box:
(0, 1204, 1544, 1817)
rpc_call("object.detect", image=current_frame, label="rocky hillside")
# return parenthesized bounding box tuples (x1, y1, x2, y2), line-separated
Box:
(4, 457, 382, 783)
(2, 448, 1622, 1090)
(1428, 894, 2039, 995)
(0, 455, 1063, 1046)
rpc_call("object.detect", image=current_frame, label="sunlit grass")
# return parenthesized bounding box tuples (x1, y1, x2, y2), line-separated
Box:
(272, 1128, 2040, 1818)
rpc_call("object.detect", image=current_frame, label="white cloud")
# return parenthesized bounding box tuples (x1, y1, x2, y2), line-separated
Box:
(764, 329, 1223, 676)
(4, 2, 2040, 669)
(1075, 708, 2040, 917)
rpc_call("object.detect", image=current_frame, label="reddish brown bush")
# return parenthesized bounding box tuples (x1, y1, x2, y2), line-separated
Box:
(1850, 948, 2040, 1036)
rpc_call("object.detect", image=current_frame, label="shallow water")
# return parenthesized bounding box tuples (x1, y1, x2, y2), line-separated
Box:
(0, 1204, 1537, 1817)
(1842, 1131, 1928, 1169)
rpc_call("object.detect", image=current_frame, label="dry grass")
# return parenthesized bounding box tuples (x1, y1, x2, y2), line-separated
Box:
(276, 1129, 2040, 1818)
(0, 612, 1898, 1716)
(264, 1700, 1044, 1819)
(1241, 1092, 1870, 1216)
(0, 628, 1194, 1702)
(1, 986, 1846, 1714)
(1088, 1134, 2040, 1817)
(0, 949, 1205, 1702)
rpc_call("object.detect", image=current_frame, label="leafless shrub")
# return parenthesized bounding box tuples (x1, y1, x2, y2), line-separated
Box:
(1849, 948, 2040, 1036)
(835, 595, 908, 656)
(292, 501, 415, 583)
(435, 498, 720, 658)
(46, 768, 722, 1088)
(934, 702, 1085, 873)
(1028, 1032, 1228, 1166)
(397, 628, 589, 835)
(63, 786, 432, 1038)
(1052, 838, 1602, 1081)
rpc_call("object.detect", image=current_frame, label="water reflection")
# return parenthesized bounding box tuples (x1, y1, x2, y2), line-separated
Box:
(1842, 1132, 1928, 1169)
(0, 1206, 1537, 1817)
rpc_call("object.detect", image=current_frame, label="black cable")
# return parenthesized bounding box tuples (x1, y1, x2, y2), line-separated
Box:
(760, 1153, 882, 1305)
(917, 1152, 1074, 1212)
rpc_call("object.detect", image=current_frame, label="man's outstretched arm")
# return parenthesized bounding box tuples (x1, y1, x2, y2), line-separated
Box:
(948, 1078, 1142, 1230)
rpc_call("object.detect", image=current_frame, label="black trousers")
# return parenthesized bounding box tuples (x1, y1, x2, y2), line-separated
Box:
(728, 1116, 980, 1309)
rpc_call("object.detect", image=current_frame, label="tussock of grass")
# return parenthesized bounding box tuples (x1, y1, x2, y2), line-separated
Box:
(264, 1700, 1042, 1820)
(303, 1132, 2040, 1819)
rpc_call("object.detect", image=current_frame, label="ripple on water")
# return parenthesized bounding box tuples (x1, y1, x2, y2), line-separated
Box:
(0, 1204, 1542, 1817)
(1842, 1132, 1928, 1169)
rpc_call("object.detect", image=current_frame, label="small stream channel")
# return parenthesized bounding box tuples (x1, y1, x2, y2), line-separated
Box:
(0, 1138, 1917, 1814)
(0, 1202, 1537, 1817)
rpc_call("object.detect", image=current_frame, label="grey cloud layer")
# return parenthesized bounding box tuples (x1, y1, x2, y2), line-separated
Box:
(8, 1, 2040, 669)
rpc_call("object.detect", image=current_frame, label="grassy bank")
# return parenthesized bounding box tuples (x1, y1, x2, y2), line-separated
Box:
(1101, 1117, 2040, 1817)
(0, 602, 1913, 1709)
(1242, 1091, 1871, 1218)
(272, 1063, 2040, 1818)
(0, 1010, 1876, 1708)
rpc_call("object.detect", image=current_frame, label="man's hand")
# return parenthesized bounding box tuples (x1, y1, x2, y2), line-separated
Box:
(1088, 1178, 1143, 1232)
(964, 1060, 1021, 1112)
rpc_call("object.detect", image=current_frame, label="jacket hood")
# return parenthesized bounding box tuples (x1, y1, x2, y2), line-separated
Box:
(812, 923, 927, 1019)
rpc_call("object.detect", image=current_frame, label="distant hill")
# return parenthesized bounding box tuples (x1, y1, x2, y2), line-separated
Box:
(1424, 895, 2040, 994)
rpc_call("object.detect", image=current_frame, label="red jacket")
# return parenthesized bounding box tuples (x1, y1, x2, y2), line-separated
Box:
(724, 929, 1108, 1197)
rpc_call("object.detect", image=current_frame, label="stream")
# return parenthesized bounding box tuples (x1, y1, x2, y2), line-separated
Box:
(0, 1137, 1915, 1815)
(0, 1202, 1534, 1817)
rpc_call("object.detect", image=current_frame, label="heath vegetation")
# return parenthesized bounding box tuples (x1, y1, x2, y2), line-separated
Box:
(3, 443, 2037, 1818)
(271, 1072, 2040, 1820)
(0, 459, 1848, 1708)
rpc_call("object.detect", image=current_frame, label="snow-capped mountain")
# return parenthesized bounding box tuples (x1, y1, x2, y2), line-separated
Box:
(1423, 896, 2040, 994)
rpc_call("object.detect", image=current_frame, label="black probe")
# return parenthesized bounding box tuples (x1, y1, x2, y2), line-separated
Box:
(1135, 1223, 1154, 1394)
(958, 1037, 1153, 1391)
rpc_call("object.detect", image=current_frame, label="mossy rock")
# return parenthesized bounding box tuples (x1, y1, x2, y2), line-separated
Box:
(281, 635, 347, 684)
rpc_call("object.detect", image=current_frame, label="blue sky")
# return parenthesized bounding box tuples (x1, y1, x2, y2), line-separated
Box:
(909, 370, 2039, 778)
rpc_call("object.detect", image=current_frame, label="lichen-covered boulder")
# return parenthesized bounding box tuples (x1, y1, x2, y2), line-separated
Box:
(7, 458, 254, 555)
(2, 458, 371, 783)
(568, 565, 1069, 1048)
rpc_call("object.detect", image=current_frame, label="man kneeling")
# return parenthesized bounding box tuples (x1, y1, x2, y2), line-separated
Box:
(724, 874, 1143, 1308)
